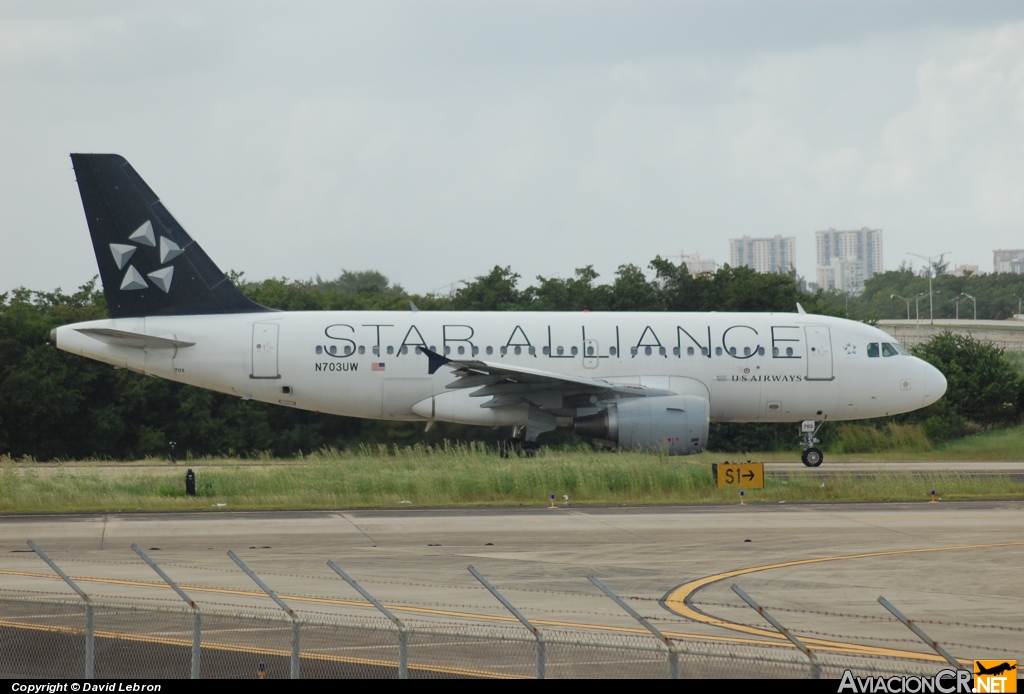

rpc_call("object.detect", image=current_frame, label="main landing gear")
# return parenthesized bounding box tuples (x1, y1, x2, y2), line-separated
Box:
(500, 425, 540, 458)
(499, 439, 539, 457)
(800, 420, 824, 468)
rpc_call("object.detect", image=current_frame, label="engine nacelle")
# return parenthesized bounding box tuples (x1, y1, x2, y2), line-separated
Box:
(574, 395, 709, 455)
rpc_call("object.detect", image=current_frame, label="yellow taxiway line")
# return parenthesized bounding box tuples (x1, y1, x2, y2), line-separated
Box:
(661, 541, 1024, 663)
(0, 568, 790, 646)
(5, 540, 1020, 663)
(0, 617, 523, 679)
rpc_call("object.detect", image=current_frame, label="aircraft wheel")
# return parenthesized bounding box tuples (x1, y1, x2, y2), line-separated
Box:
(499, 439, 521, 458)
(520, 441, 539, 458)
(801, 448, 824, 467)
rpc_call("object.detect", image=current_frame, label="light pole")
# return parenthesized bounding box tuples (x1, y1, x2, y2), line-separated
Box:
(913, 293, 927, 324)
(961, 292, 976, 321)
(907, 251, 950, 325)
(891, 294, 911, 320)
(1014, 293, 1023, 316)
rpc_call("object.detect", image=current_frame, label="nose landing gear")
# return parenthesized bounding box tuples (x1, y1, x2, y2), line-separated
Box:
(800, 420, 824, 467)
(801, 447, 823, 467)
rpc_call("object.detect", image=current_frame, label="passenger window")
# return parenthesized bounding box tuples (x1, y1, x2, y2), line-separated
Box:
(444, 346, 451, 355)
(757, 347, 765, 356)
(588, 346, 595, 356)
(457, 346, 465, 355)
(557, 346, 564, 355)
(630, 347, 638, 356)
(472, 346, 479, 356)
(372, 346, 379, 355)
(645, 347, 653, 356)
(867, 343, 880, 358)
(785, 347, 793, 357)
(715, 347, 723, 356)
(659, 347, 666, 356)
(386, 346, 394, 355)
(701, 347, 709, 356)
(687, 347, 695, 356)
(729, 347, 736, 356)
(743, 347, 750, 356)
(528, 346, 536, 355)
(316, 346, 323, 355)
(882, 343, 899, 357)
(500, 346, 507, 356)
(400, 346, 408, 354)
(570, 346, 578, 356)
(514, 346, 522, 355)
(543, 346, 550, 355)
(358, 346, 365, 355)
(609, 347, 617, 356)
(486, 346, 493, 355)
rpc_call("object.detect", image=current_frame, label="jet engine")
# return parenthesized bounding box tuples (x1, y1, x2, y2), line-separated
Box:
(573, 395, 709, 455)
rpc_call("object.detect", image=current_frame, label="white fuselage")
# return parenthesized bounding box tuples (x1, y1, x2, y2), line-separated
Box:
(54, 310, 947, 427)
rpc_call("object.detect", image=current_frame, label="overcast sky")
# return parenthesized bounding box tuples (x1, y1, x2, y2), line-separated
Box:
(3, 1, 1024, 296)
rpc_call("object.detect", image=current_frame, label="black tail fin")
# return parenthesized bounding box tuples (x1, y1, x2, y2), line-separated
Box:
(70, 153, 270, 318)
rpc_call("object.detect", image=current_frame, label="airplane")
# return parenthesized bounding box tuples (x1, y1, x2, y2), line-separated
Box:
(50, 154, 948, 467)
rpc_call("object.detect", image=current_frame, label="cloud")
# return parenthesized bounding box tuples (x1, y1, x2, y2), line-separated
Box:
(4, 2, 1024, 295)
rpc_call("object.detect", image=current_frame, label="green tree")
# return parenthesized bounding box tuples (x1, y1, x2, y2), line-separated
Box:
(9, 261, 1021, 460)
(909, 332, 1023, 437)
(451, 266, 522, 311)
(524, 266, 609, 311)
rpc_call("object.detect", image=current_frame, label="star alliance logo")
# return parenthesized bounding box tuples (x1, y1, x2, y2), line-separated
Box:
(109, 220, 182, 293)
(844, 342, 857, 356)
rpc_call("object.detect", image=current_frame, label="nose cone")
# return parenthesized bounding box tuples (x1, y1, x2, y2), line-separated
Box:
(922, 362, 947, 405)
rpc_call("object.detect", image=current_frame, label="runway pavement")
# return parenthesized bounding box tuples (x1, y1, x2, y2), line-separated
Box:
(1, 501, 1021, 664)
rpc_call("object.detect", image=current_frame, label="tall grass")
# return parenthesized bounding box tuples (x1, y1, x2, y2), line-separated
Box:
(1, 444, 1021, 513)
(827, 423, 933, 454)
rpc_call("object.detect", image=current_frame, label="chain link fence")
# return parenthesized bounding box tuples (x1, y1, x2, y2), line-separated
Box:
(0, 595, 953, 679)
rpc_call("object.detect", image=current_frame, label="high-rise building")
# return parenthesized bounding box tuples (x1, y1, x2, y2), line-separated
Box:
(728, 235, 796, 274)
(817, 259, 865, 295)
(994, 249, 1024, 274)
(673, 251, 717, 276)
(949, 264, 980, 277)
(815, 228, 883, 294)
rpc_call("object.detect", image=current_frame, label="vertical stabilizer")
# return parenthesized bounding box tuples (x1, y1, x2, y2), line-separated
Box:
(70, 153, 270, 318)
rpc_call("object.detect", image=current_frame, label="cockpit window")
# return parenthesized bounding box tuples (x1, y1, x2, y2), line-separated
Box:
(881, 342, 899, 357)
(867, 343, 880, 358)
(893, 343, 910, 355)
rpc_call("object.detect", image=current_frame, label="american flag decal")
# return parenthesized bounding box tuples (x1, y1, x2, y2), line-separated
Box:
(371, 362, 385, 372)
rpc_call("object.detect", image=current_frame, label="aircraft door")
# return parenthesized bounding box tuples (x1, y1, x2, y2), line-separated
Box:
(583, 339, 599, 368)
(251, 323, 280, 379)
(804, 326, 833, 381)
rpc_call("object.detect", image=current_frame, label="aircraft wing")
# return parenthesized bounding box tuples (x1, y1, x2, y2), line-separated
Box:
(422, 348, 671, 410)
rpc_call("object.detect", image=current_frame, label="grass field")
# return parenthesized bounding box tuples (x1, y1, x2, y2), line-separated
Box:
(2, 435, 1023, 513)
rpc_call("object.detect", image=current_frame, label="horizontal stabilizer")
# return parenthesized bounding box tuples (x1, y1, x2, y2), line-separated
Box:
(75, 328, 195, 350)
